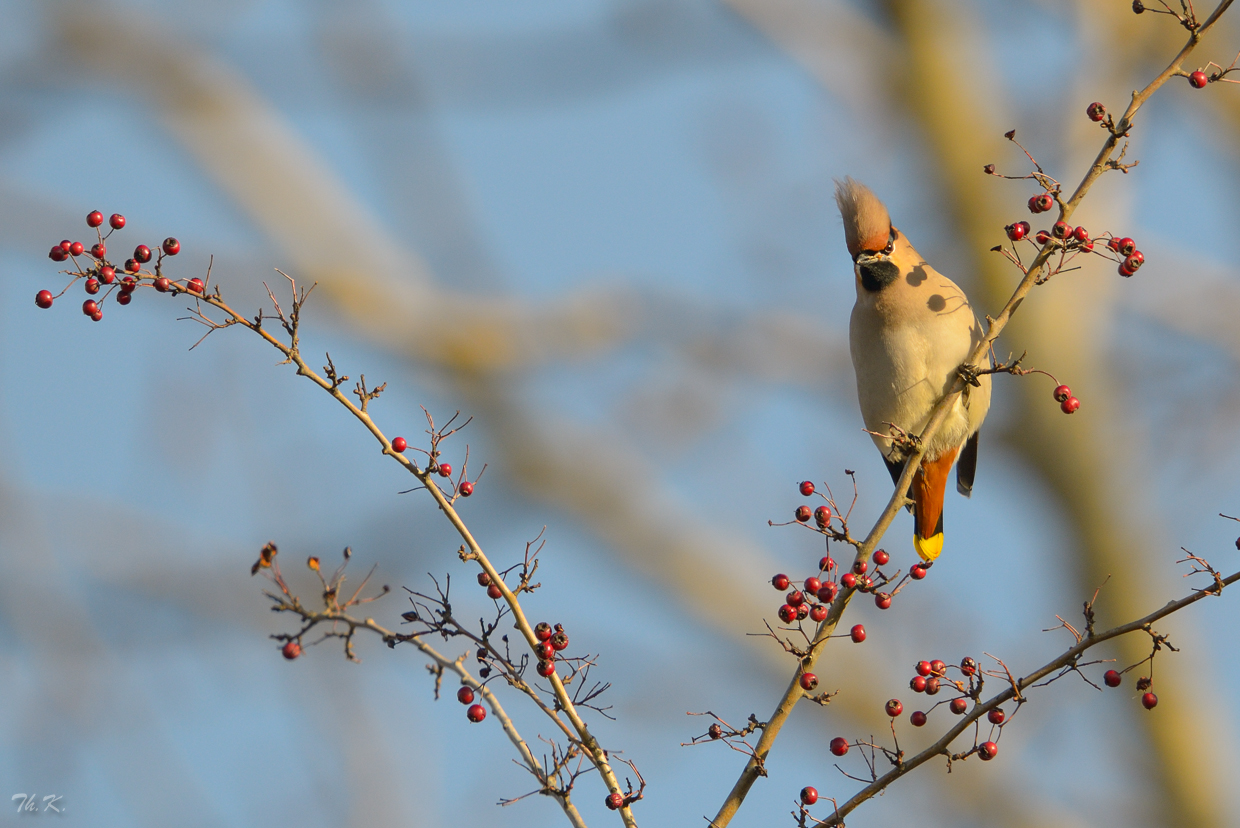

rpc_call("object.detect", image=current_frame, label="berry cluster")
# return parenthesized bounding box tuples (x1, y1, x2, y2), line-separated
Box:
(38, 211, 188, 320)
(900, 656, 992, 729)
(1005, 214, 1145, 279)
(770, 548, 914, 630)
(1053, 384, 1081, 415)
(531, 621, 571, 679)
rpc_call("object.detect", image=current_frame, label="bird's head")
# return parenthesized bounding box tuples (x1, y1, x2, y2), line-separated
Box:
(835, 177, 900, 292)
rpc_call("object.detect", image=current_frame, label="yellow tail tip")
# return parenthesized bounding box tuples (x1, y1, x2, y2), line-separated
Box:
(913, 532, 943, 562)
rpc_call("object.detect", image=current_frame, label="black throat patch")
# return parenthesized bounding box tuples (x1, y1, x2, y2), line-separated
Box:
(858, 260, 899, 292)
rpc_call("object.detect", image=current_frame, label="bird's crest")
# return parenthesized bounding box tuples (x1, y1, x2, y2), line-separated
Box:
(834, 177, 892, 259)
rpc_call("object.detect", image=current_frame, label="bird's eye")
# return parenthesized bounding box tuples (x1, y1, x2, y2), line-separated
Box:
(882, 229, 895, 255)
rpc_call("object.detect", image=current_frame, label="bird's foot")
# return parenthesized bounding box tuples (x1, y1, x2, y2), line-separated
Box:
(957, 363, 983, 388)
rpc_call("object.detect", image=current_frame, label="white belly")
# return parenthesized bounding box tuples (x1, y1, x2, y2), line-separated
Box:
(850, 307, 988, 464)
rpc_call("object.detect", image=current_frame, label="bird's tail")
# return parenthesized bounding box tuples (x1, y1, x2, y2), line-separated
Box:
(911, 447, 958, 562)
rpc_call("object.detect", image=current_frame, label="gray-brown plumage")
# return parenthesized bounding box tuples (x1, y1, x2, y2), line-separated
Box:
(835, 177, 990, 561)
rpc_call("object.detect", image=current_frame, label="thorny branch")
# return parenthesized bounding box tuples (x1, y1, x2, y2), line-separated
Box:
(800, 564, 1240, 826)
(252, 544, 589, 828)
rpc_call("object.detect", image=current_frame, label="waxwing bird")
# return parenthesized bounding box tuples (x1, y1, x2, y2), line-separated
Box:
(835, 178, 991, 562)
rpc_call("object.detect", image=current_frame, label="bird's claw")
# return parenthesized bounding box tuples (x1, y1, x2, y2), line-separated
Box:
(957, 363, 983, 388)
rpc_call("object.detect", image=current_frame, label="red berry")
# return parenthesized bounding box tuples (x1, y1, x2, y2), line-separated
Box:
(1086, 101, 1106, 122)
(916, 660, 933, 677)
(850, 624, 866, 643)
(188, 277, 205, 294)
(874, 592, 892, 610)
(816, 583, 838, 603)
(282, 640, 301, 660)
(1035, 193, 1053, 212)
(85, 278, 100, 295)
(1035, 230, 1052, 245)
(1118, 262, 1135, 277)
(605, 793, 624, 811)
(809, 604, 828, 622)
(116, 292, 131, 306)
(550, 631, 569, 651)
(885, 698, 903, 717)
(134, 244, 152, 263)
(459, 481, 474, 496)
(796, 603, 810, 620)
(537, 640, 554, 660)
(431, 462, 450, 478)
(391, 436, 407, 453)
(978, 741, 998, 760)
(1235, 537, 1239, 551)
(1117, 237, 1136, 257)
(1006, 223, 1027, 241)
(950, 698, 968, 715)
(795, 505, 812, 522)
(911, 711, 927, 727)
(99, 266, 116, 284)
(35, 290, 54, 309)
(786, 590, 805, 607)
(1017, 220, 1031, 237)
(910, 675, 927, 693)
(799, 480, 815, 496)
(457, 686, 475, 704)
(813, 505, 831, 527)
(910, 564, 927, 580)
(1053, 384, 1071, 403)
(800, 786, 818, 806)
(1107, 236, 1122, 252)
(163, 237, 180, 255)
(152, 275, 169, 291)
(873, 548, 890, 566)
(537, 660, 555, 677)
(68, 241, 85, 257)
(1142, 692, 1158, 709)
(60, 240, 72, 252)
(87, 210, 104, 227)
(988, 708, 1005, 724)
(124, 259, 140, 274)
(853, 559, 867, 575)
(109, 213, 126, 229)
(960, 657, 978, 677)
(804, 577, 822, 594)
(467, 703, 487, 722)
(486, 584, 502, 599)
(925, 677, 941, 695)
(840, 572, 857, 589)
(1061, 396, 1080, 414)
(800, 672, 818, 691)
(1123, 253, 1143, 272)
(120, 276, 136, 293)
(82, 299, 98, 316)
(1073, 225, 1090, 242)
(829, 737, 849, 757)
(819, 556, 835, 571)
(778, 604, 797, 623)
(930, 659, 946, 675)
(49, 246, 68, 262)
(772, 573, 790, 591)
(1052, 221, 1069, 239)
(90, 243, 106, 259)
(534, 622, 553, 641)
(1027, 195, 1040, 213)
(1189, 71, 1208, 88)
